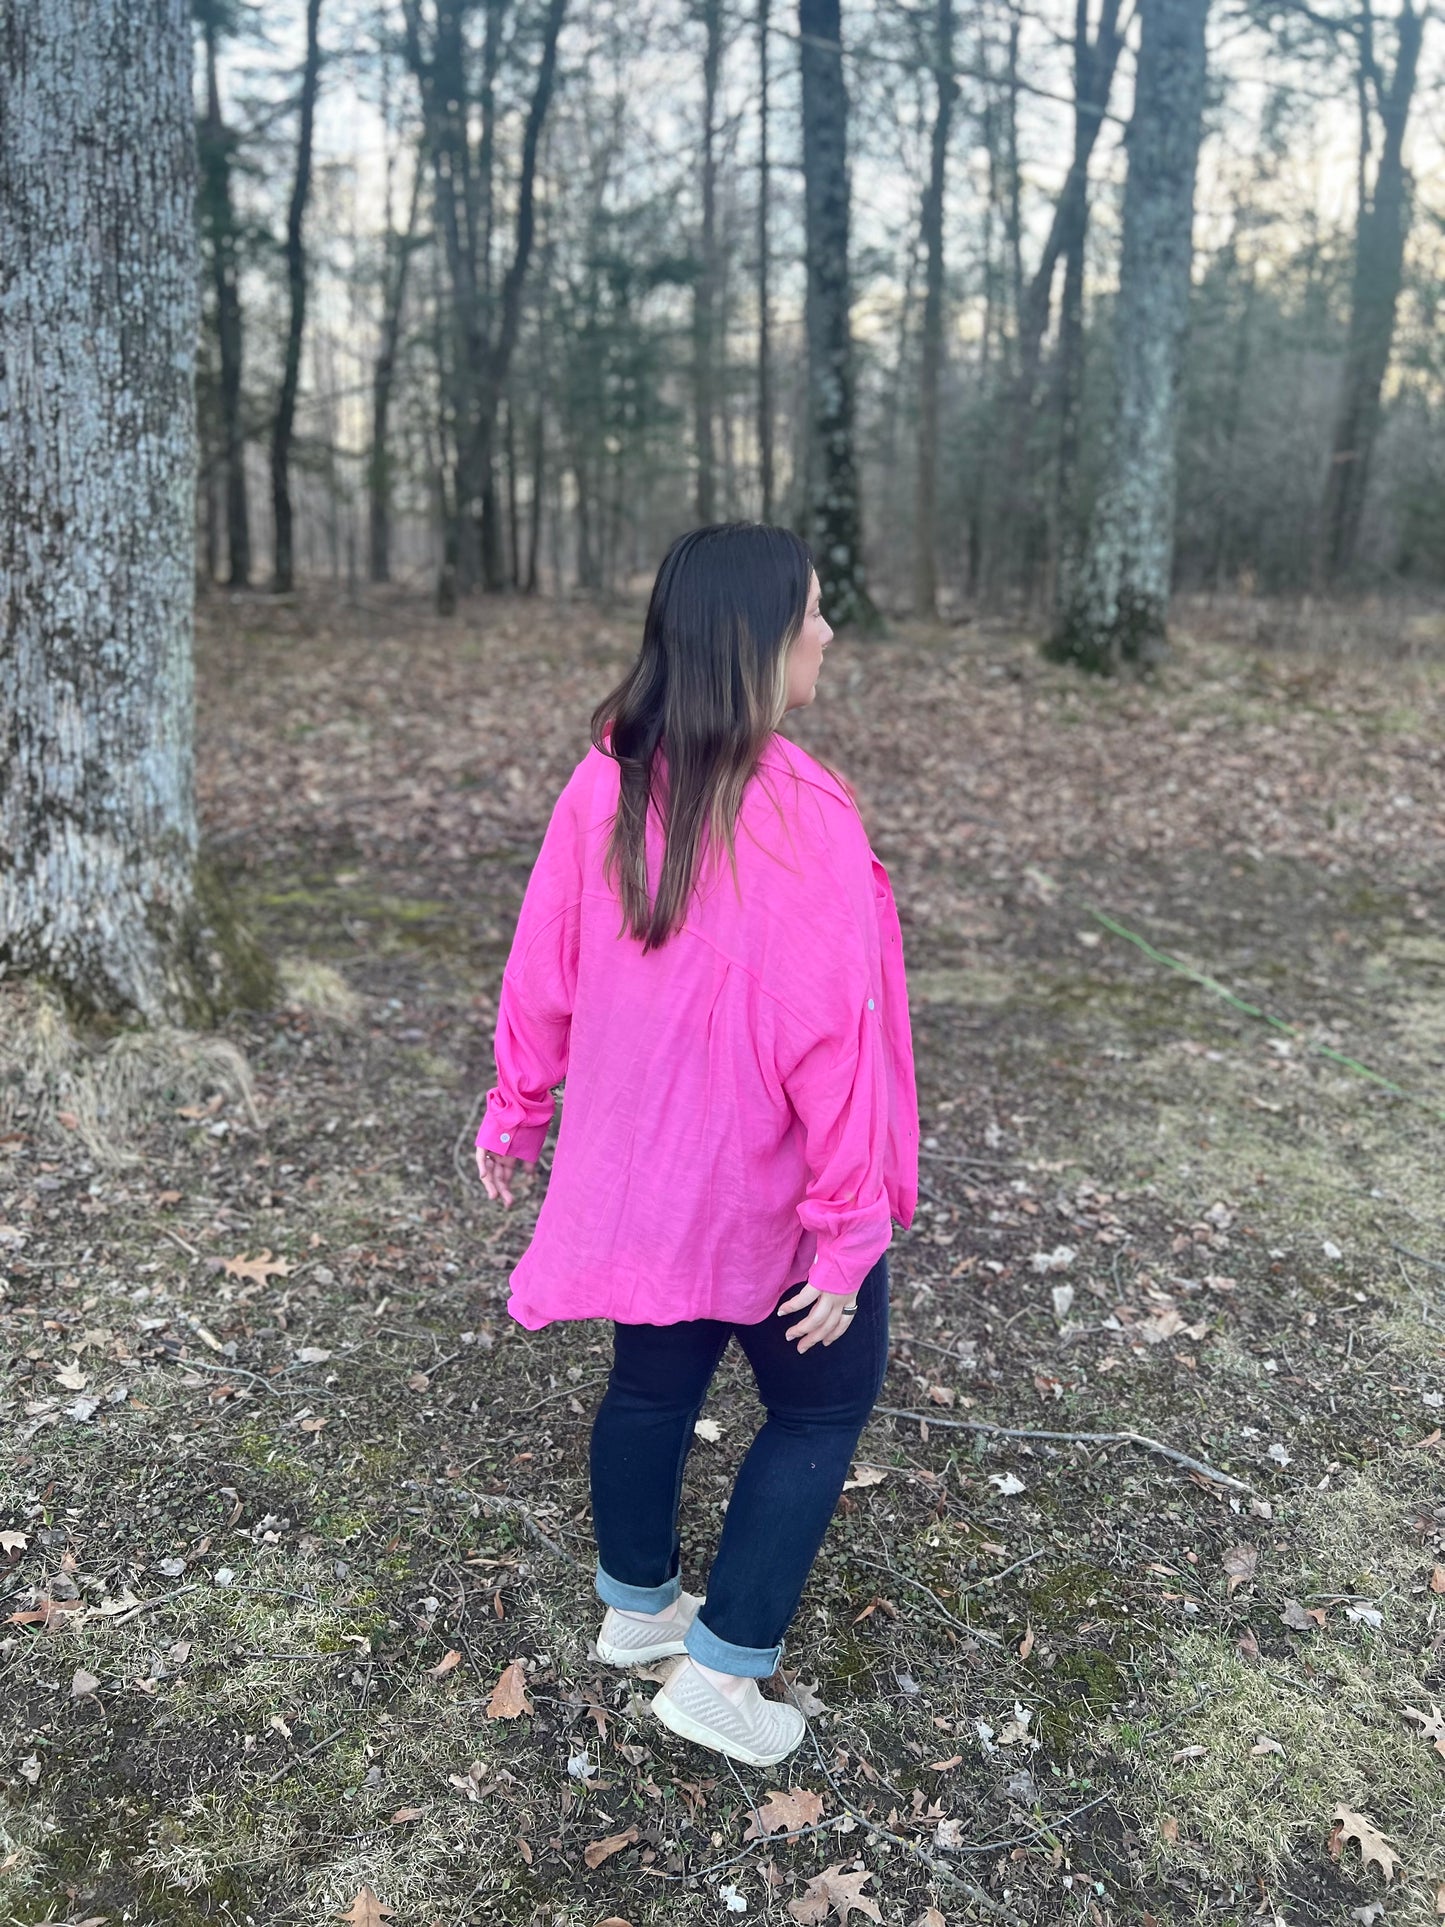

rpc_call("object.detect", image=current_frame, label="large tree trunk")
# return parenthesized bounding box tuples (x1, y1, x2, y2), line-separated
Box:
(757, 0, 775, 522)
(799, 0, 875, 627)
(369, 151, 423, 585)
(1317, 0, 1424, 582)
(1049, 0, 1209, 672)
(271, 0, 324, 594)
(694, 0, 722, 522)
(201, 14, 251, 587)
(0, 0, 251, 1022)
(913, 0, 954, 618)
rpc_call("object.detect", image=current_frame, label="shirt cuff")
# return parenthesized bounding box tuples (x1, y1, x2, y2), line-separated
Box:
(802, 1210, 893, 1299)
(476, 1106, 550, 1163)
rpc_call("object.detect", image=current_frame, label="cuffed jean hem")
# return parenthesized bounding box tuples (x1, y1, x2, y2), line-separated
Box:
(595, 1560, 682, 1613)
(684, 1614, 782, 1680)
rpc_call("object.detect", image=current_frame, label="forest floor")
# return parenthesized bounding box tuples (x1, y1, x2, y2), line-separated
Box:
(3, 589, 1445, 1927)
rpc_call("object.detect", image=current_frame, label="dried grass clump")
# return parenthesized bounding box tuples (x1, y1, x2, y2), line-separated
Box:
(275, 954, 363, 1025)
(0, 979, 258, 1169)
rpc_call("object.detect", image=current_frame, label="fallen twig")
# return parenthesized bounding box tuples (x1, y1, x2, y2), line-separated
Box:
(845, 1551, 1004, 1647)
(874, 1406, 1252, 1493)
(471, 1491, 583, 1568)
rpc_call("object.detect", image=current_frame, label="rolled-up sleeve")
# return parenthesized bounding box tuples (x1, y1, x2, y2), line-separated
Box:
(773, 895, 893, 1299)
(476, 788, 582, 1164)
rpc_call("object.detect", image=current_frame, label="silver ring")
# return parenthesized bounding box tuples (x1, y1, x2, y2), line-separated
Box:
(840, 1305, 858, 1317)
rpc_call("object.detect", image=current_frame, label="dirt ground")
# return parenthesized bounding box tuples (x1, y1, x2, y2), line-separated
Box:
(2, 590, 1444, 1927)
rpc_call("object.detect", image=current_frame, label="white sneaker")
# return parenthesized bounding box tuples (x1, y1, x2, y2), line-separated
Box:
(649, 1656, 807, 1767)
(595, 1589, 706, 1666)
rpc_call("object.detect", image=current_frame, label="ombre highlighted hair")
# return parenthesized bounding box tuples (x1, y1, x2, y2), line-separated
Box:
(590, 522, 829, 951)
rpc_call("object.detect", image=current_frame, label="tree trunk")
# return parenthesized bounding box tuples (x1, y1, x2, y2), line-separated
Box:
(201, 15, 251, 587)
(271, 0, 324, 594)
(694, 0, 722, 522)
(799, 0, 875, 627)
(1049, 0, 1209, 672)
(913, 0, 954, 618)
(1317, 0, 1425, 582)
(996, 0, 1124, 604)
(405, 0, 566, 611)
(505, 394, 522, 587)
(369, 150, 423, 585)
(1, 0, 257, 1022)
(757, 0, 774, 522)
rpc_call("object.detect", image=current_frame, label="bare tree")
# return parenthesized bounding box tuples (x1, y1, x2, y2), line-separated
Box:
(271, 0, 325, 594)
(757, 0, 775, 522)
(404, 0, 568, 612)
(695, 0, 722, 521)
(913, 0, 955, 617)
(197, 0, 252, 587)
(799, 0, 876, 626)
(2, 0, 255, 1019)
(369, 146, 425, 584)
(1049, 0, 1210, 670)
(1315, 0, 1428, 580)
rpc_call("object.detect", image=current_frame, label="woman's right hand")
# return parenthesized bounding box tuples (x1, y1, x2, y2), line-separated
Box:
(476, 1146, 520, 1206)
(776, 1282, 860, 1352)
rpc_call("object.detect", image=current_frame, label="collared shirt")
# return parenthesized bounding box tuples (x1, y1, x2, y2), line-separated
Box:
(476, 729, 919, 1328)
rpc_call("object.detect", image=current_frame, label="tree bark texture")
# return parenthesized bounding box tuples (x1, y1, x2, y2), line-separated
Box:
(799, 0, 875, 627)
(913, 0, 954, 618)
(0, 0, 218, 1021)
(1050, 0, 1209, 671)
(1317, 0, 1424, 582)
(201, 15, 251, 587)
(271, 0, 324, 593)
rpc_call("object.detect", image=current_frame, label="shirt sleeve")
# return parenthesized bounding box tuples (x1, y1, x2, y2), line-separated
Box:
(475, 780, 583, 1164)
(772, 846, 894, 1300)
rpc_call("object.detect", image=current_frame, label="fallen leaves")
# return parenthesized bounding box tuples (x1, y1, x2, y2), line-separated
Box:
(584, 1825, 639, 1869)
(692, 1416, 722, 1442)
(742, 1787, 825, 1839)
(337, 1889, 393, 1926)
(70, 1668, 100, 1699)
(55, 1359, 88, 1391)
(842, 1464, 887, 1491)
(222, 1250, 294, 1285)
(0, 1531, 28, 1555)
(1221, 1543, 1258, 1595)
(1328, 1805, 1402, 1883)
(428, 1649, 462, 1681)
(1403, 1703, 1445, 1763)
(485, 1658, 532, 1719)
(1280, 1598, 1326, 1632)
(787, 1862, 882, 1924)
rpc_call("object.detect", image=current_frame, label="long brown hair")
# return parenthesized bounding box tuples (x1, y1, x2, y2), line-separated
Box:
(590, 523, 814, 951)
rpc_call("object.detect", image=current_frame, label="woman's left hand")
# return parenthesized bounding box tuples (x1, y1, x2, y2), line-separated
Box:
(476, 1147, 520, 1206)
(776, 1282, 859, 1352)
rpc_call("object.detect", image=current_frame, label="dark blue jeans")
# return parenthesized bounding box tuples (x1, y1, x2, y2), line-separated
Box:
(589, 1252, 890, 1676)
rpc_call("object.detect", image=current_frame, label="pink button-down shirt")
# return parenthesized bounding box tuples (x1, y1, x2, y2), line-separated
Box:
(476, 730, 918, 1328)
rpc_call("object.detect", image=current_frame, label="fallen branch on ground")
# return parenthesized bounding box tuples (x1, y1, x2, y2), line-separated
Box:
(874, 1406, 1252, 1493)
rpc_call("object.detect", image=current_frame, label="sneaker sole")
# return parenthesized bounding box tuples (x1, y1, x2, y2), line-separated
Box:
(594, 1633, 691, 1666)
(649, 1687, 805, 1768)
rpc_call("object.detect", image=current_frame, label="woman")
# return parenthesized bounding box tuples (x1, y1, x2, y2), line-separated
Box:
(475, 523, 918, 1768)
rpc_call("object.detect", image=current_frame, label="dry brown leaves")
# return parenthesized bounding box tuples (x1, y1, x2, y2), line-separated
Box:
(336, 1890, 393, 1927)
(788, 1862, 882, 1924)
(1327, 1804, 1402, 1882)
(742, 1787, 826, 1839)
(485, 1658, 532, 1719)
